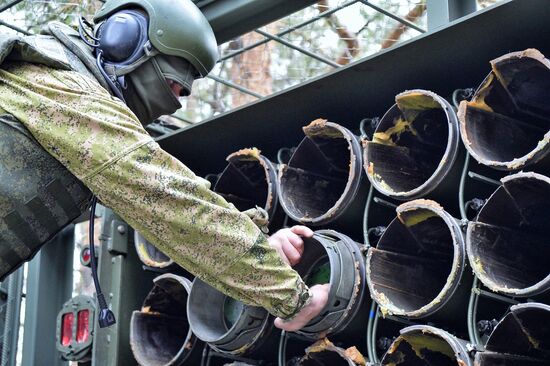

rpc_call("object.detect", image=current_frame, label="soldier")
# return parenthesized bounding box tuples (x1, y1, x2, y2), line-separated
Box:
(0, 0, 329, 331)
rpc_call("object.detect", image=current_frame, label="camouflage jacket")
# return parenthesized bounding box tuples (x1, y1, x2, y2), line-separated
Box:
(0, 45, 310, 318)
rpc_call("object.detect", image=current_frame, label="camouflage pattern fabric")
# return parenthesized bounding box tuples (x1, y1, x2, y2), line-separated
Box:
(242, 206, 269, 233)
(0, 114, 91, 279)
(0, 61, 311, 319)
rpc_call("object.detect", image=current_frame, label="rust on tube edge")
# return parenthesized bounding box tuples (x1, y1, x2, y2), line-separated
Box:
(227, 147, 262, 162)
(303, 118, 345, 139)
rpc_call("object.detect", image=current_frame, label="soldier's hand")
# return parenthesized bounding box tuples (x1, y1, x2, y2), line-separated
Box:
(267, 225, 313, 266)
(274, 283, 330, 332)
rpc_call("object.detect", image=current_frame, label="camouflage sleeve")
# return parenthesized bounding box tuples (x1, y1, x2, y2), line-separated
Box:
(0, 62, 310, 319)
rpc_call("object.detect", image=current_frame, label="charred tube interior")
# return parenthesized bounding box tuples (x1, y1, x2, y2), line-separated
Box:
(130, 274, 201, 366)
(187, 278, 272, 356)
(292, 230, 368, 340)
(278, 119, 363, 225)
(476, 303, 550, 366)
(458, 49, 550, 170)
(366, 200, 465, 318)
(364, 90, 460, 199)
(214, 148, 279, 220)
(297, 339, 366, 366)
(134, 231, 174, 269)
(380, 325, 473, 366)
(467, 172, 550, 297)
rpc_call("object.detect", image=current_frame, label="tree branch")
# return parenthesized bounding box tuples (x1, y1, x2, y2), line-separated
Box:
(380, 3, 426, 50)
(317, 0, 360, 65)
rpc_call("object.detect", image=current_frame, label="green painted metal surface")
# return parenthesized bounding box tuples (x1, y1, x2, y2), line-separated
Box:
(196, 0, 319, 44)
(91, 208, 156, 366)
(158, 0, 548, 179)
(0, 268, 23, 366)
(21, 226, 75, 366)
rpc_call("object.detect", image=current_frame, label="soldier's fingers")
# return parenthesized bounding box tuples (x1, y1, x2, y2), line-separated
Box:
(267, 236, 291, 265)
(271, 228, 290, 240)
(286, 232, 304, 255)
(289, 225, 314, 238)
(282, 239, 302, 266)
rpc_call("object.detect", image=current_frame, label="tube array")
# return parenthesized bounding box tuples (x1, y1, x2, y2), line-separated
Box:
(129, 49, 550, 366)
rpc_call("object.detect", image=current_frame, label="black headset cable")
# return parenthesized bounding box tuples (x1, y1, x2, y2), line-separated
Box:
(89, 195, 116, 328)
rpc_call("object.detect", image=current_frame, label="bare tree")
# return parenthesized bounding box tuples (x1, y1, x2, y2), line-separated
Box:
(380, 3, 427, 50)
(317, 0, 359, 65)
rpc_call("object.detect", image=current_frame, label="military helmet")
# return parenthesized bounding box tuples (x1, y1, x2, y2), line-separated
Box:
(94, 0, 218, 76)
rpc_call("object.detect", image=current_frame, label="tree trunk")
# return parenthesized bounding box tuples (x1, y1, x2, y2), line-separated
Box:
(229, 29, 275, 108)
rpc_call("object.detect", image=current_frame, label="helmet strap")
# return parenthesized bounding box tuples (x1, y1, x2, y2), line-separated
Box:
(112, 41, 159, 77)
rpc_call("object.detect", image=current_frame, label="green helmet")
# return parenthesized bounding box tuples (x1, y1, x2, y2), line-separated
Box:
(94, 0, 218, 76)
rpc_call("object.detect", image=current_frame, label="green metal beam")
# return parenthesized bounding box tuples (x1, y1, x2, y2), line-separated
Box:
(197, 0, 319, 44)
(21, 226, 75, 366)
(359, 0, 426, 33)
(255, 29, 341, 68)
(0, 268, 23, 366)
(158, 0, 546, 178)
(207, 74, 264, 98)
(427, 0, 477, 31)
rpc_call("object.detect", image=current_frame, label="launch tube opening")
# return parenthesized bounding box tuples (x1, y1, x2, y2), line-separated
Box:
(130, 274, 197, 366)
(459, 49, 550, 170)
(365, 90, 459, 199)
(298, 339, 365, 366)
(380, 326, 472, 366)
(366, 200, 465, 318)
(134, 231, 174, 269)
(278, 119, 363, 225)
(292, 230, 368, 339)
(214, 148, 278, 218)
(467, 172, 550, 297)
(475, 303, 550, 366)
(187, 278, 271, 355)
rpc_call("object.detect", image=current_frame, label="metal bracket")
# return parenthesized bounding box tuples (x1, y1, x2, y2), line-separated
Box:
(108, 220, 128, 255)
(427, 0, 477, 31)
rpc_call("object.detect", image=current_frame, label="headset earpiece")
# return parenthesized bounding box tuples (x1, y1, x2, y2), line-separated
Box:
(96, 10, 149, 65)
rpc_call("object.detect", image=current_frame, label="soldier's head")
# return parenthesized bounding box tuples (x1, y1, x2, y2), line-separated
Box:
(90, 0, 218, 125)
